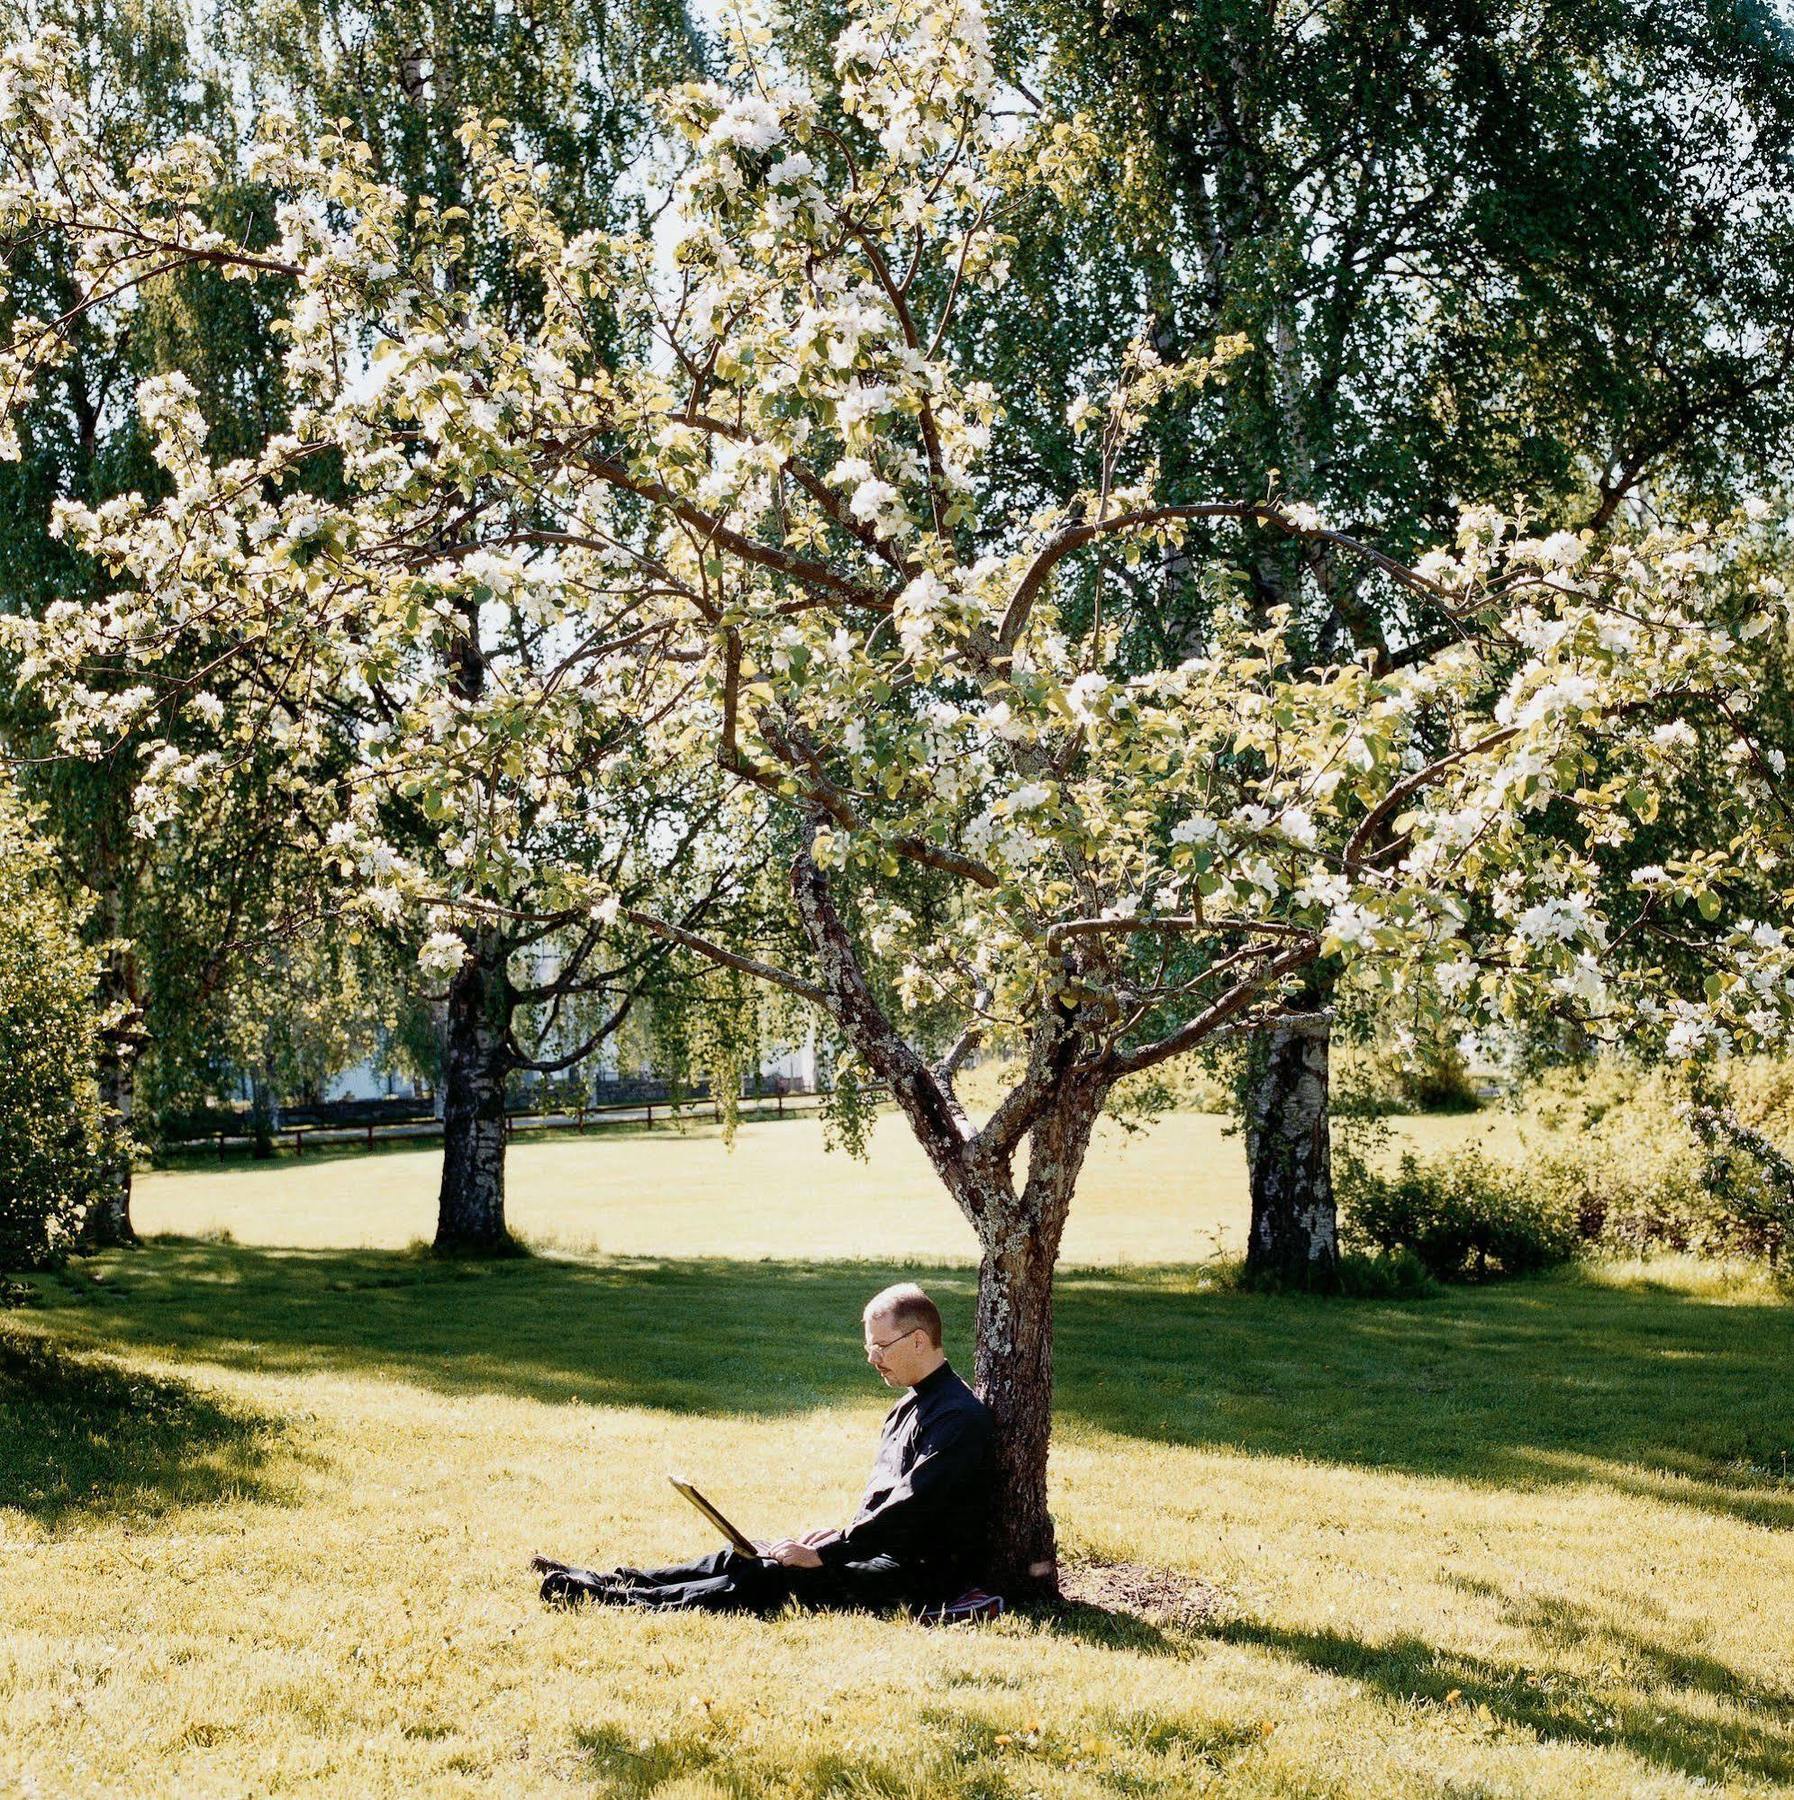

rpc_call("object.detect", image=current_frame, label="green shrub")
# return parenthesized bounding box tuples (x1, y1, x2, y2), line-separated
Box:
(1335, 1247, 1439, 1299)
(1329, 1033, 1487, 1117)
(1349, 1058, 1794, 1277)
(1526, 1139, 1711, 1258)
(0, 785, 106, 1276)
(1389, 1042, 1485, 1113)
(1344, 1148, 1581, 1281)
(1684, 1092, 1793, 1266)
(1722, 1056, 1794, 1133)
(1520, 1059, 1794, 1263)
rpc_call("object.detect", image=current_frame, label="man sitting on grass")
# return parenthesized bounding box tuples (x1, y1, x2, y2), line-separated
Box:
(534, 1281, 995, 1615)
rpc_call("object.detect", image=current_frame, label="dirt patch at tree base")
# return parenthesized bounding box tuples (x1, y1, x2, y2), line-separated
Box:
(1058, 1556, 1219, 1629)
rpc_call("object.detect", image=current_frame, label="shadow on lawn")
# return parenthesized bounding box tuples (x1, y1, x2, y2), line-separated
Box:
(0, 1328, 285, 1525)
(18, 1239, 1794, 1538)
(1029, 1593, 1191, 1659)
(1216, 1588, 1794, 1788)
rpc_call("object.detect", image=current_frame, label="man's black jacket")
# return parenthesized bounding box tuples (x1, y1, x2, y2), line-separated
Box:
(816, 1361, 994, 1595)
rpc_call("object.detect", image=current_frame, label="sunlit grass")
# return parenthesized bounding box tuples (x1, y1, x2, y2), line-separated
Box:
(129, 1106, 1519, 1264)
(5, 1109, 1792, 1797)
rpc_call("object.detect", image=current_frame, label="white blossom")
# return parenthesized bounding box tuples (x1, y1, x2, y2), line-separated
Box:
(836, 383, 893, 431)
(1324, 900, 1379, 947)
(1514, 895, 1594, 946)
(1435, 958, 1477, 998)
(1065, 671, 1109, 724)
(419, 931, 469, 978)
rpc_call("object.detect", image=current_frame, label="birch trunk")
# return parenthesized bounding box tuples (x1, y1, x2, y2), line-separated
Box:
(249, 1076, 276, 1159)
(81, 1034, 138, 1249)
(1243, 1013, 1339, 1288)
(81, 907, 140, 1250)
(434, 945, 512, 1253)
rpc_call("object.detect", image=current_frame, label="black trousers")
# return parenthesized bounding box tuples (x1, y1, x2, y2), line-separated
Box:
(552, 1546, 919, 1614)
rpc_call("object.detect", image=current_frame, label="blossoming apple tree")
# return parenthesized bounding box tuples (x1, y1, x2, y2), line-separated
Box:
(0, 31, 752, 1251)
(3, 0, 1791, 1587)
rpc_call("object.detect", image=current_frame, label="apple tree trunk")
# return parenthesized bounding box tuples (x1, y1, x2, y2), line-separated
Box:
(969, 1078, 1102, 1597)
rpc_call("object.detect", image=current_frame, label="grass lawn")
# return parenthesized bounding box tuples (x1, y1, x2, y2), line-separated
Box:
(126, 1106, 1516, 1264)
(5, 1111, 1793, 1798)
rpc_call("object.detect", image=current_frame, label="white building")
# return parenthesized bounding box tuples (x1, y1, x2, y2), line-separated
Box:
(319, 1027, 817, 1104)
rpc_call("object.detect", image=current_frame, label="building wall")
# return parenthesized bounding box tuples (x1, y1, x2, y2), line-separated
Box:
(324, 1061, 429, 1104)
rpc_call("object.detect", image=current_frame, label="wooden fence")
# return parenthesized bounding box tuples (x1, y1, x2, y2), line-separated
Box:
(176, 1083, 888, 1160)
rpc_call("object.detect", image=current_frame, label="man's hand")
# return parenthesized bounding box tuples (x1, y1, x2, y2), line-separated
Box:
(765, 1538, 825, 1568)
(797, 1529, 843, 1550)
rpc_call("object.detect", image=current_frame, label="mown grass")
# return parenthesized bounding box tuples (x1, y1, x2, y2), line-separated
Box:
(3, 1115, 1792, 1798)
(127, 1106, 1514, 1263)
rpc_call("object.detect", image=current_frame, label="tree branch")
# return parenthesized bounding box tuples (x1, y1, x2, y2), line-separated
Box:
(573, 445, 894, 612)
(999, 502, 1453, 649)
(624, 907, 827, 1007)
(1045, 912, 1313, 943)
(789, 836, 981, 1185)
(1343, 726, 1519, 869)
(1106, 939, 1322, 1078)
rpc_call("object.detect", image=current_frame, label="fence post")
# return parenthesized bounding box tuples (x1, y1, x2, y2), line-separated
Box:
(645, 1103, 653, 1130)
(294, 1128, 303, 1156)
(367, 1123, 375, 1152)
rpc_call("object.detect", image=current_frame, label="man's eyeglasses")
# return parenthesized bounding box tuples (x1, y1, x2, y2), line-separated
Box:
(864, 1327, 917, 1357)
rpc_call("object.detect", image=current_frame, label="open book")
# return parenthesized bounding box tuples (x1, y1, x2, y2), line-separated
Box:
(667, 1474, 760, 1556)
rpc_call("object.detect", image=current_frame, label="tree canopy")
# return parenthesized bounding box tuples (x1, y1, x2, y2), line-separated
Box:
(977, 0, 1794, 640)
(2, 0, 1791, 1578)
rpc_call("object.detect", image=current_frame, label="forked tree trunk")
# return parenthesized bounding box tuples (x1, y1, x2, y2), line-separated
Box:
(81, 1035, 139, 1250)
(787, 839, 1101, 1597)
(435, 945, 513, 1254)
(1243, 1013, 1339, 1288)
(970, 1078, 1102, 1597)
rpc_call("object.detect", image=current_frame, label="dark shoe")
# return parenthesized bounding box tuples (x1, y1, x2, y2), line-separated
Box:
(540, 1569, 596, 1607)
(916, 1587, 1006, 1624)
(540, 1568, 642, 1608)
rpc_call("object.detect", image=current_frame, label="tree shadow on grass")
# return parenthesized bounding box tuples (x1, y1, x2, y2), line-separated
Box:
(0, 1327, 286, 1527)
(1020, 1594, 1191, 1659)
(574, 1721, 753, 1800)
(1214, 1590, 1794, 1789)
(1052, 1268, 1794, 1533)
(1448, 1574, 1794, 1724)
(18, 1241, 1794, 1536)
